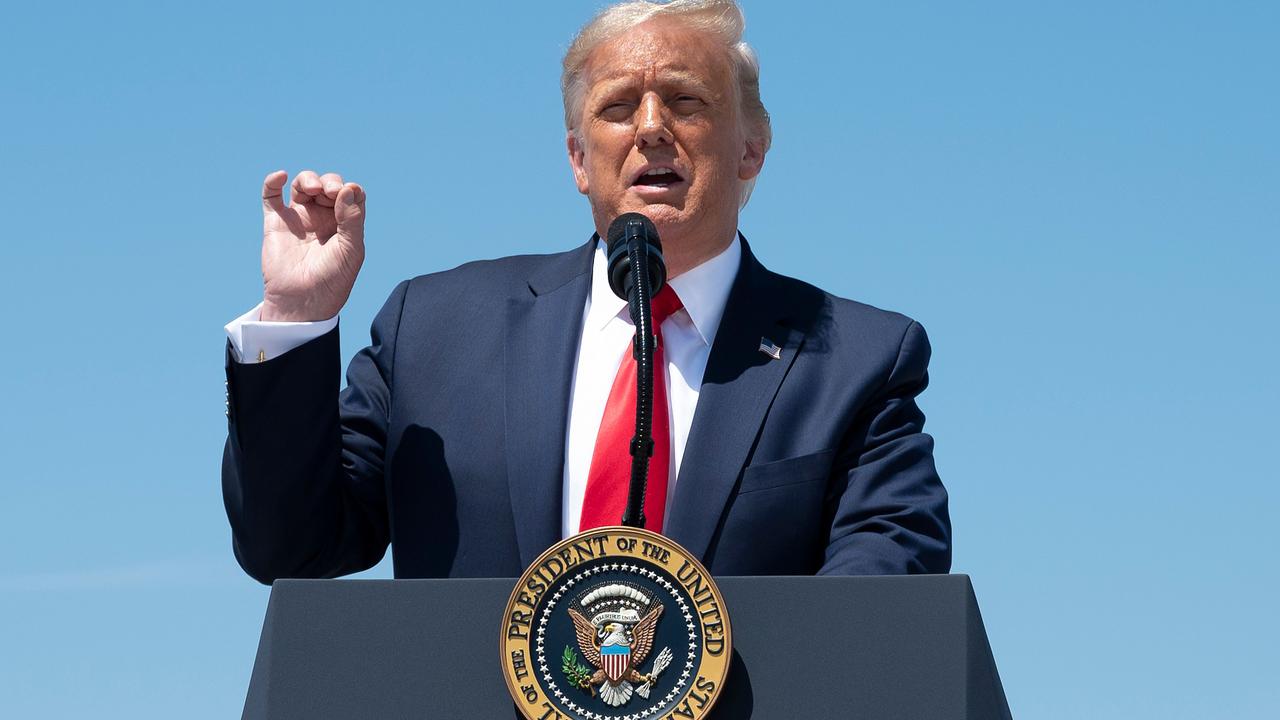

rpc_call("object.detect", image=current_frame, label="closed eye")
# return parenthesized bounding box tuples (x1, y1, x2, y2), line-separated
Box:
(599, 101, 636, 121)
(670, 95, 705, 113)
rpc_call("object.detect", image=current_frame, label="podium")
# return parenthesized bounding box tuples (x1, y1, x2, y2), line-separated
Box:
(242, 575, 1010, 719)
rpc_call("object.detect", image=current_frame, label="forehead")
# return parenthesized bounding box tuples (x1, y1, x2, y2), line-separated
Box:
(582, 19, 732, 91)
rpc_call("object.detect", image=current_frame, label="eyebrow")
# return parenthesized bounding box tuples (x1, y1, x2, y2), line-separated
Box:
(588, 70, 716, 99)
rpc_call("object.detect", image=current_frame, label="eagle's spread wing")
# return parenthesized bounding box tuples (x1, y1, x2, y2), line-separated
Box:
(630, 604, 664, 665)
(568, 608, 601, 668)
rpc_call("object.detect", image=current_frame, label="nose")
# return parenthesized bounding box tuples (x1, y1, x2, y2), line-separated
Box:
(634, 94, 674, 149)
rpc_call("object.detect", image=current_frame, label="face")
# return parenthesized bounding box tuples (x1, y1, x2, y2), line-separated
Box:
(567, 19, 765, 269)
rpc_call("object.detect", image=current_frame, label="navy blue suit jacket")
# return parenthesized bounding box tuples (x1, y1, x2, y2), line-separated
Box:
(222, 238, 950, 583)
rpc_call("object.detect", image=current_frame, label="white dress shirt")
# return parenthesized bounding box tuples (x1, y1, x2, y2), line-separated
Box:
(225, 237, 742, 539)
(225, 306, 338, 364)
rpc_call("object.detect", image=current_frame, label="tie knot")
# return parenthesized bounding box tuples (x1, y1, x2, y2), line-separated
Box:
(650, 285, 684, 327)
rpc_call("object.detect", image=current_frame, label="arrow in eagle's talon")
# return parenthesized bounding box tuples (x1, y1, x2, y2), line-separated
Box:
(635, 647, 674, 699)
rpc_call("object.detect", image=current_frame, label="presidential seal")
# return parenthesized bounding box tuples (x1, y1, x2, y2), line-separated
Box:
(501, 527, 731, 720)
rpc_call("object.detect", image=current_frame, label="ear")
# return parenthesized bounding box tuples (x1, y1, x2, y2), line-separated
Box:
(567, 131, 590, 195)
(737, 136, 766, 181)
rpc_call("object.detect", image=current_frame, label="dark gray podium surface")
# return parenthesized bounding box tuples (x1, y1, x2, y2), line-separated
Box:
(243, 575, 1010, 719)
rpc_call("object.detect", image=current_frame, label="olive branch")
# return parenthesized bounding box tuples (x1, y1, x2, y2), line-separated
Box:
(562, 647, 594, 691)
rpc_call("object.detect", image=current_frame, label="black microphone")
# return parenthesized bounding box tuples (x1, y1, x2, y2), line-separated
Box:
(603, 213, 667, 529)
(606, 213, 667, 302)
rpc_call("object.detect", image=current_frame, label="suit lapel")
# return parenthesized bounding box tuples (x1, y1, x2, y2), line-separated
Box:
(505, 240, 595, 569)
(665, 239, 808, 562)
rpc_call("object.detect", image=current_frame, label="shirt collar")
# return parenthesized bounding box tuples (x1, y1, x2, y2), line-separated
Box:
(586, 233, 741, 348)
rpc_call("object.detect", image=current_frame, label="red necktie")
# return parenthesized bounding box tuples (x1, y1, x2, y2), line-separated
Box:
(579, 286, 684, 533)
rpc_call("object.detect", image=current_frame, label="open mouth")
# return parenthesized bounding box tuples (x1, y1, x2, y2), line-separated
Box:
(632, 167, 685, 189)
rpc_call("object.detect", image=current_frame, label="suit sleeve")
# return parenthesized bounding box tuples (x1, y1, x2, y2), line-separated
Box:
(221, 281, 409, 584)
(818, 320, 952, 575)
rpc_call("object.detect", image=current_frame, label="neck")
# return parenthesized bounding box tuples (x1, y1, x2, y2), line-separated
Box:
(661, 228, 736, 279)
(596, 220, 736, 279)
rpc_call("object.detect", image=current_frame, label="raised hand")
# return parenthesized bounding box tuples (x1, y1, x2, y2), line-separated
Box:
(259, 170, 366, 322)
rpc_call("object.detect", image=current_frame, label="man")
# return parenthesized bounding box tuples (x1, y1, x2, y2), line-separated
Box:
(222, 0, 950, 584)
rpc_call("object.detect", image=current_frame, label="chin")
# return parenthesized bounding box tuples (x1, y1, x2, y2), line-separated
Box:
(643, 208, 699, 244)
(636, 203, 683, 225)
(641, 194, 697, 218)
(593, 196, 694, 241)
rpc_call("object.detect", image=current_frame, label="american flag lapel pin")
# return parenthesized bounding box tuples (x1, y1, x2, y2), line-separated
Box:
(758, 337, 782, 360)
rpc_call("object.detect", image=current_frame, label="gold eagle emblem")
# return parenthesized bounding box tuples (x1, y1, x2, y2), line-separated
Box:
(567, 604, 664, 706)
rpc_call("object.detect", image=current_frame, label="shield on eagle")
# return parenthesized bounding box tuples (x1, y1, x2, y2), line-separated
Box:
(600, 644, 630, 684)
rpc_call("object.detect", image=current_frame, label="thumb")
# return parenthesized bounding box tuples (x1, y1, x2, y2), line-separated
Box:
(261, 170, 289, 216)
(335, 183, 366, 241)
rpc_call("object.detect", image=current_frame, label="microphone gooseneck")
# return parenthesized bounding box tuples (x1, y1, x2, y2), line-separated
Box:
(604, 213, 667, 529)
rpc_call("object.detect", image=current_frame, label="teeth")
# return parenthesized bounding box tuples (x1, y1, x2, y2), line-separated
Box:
(644, 168, 673, 176)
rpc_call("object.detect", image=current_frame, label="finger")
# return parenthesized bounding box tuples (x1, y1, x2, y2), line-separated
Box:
(290, 170, 323, 204)
(320, 172, 345, 200)
(261, 170, 288, 214)
(314, 171, 343, 208)
(335, 183, 366, 243)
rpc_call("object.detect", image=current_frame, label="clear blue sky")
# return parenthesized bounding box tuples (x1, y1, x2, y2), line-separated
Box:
(1, 1, 1276, 717)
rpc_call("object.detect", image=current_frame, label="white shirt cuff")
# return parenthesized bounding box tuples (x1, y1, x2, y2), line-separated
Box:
(224, 302, 339, 364)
